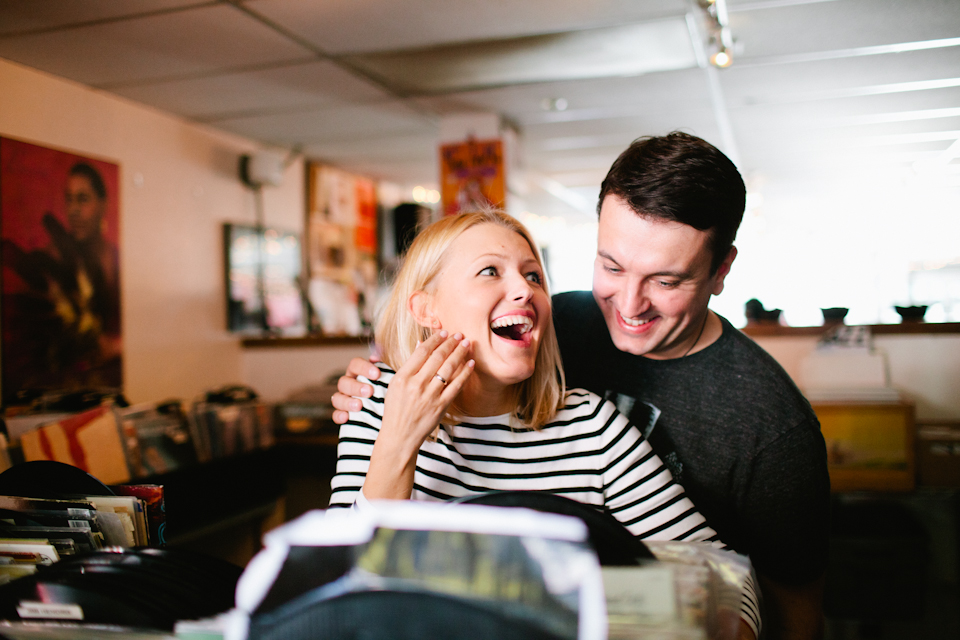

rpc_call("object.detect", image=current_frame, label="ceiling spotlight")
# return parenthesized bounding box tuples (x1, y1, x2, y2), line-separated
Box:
(540, 97, 568, 112)
(710, 48, 732, 68)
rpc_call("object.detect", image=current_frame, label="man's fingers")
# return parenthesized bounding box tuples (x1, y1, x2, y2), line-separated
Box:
(332, 391, 363, 413)
(346, 356, 381, 380)
(337, 376, 373, 398)
(332, 409, 349, 425)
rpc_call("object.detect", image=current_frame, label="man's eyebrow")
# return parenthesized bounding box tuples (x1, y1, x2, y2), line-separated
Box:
(597, 250, 622, 266)
(598, 250, 691, 279)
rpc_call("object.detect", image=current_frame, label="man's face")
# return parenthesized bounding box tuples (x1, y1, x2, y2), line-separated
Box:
(65, 174, 104, 242)
(592, 195, 733, 359)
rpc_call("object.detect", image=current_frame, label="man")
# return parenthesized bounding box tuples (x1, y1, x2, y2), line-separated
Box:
(333, 132, 830, 639)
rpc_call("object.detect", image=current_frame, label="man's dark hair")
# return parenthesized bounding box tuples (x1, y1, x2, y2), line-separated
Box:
(69, 162, 107, 200)
(598, 132, 745, 273)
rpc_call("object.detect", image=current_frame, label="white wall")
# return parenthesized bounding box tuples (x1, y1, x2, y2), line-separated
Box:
(0, 58, 308, 404)
(753, 333, 960, 422)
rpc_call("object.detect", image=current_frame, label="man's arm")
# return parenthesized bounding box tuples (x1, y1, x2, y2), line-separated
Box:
(757, 573, 825, 640)
(742, 421, 830, 640)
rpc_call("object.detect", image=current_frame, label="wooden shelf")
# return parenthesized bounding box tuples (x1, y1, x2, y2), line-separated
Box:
(241, 335, 370, 348)
(741, 322, 960, 338)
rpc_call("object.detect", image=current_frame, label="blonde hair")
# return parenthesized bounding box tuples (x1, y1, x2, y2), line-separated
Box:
(375, 209, 565, 430)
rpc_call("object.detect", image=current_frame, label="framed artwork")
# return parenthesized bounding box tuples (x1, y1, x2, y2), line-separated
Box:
(0, 137, 122, 404)
(440, 138, 505, 216)
(305, 163, 378, 336)
(223, 223, 305, 336)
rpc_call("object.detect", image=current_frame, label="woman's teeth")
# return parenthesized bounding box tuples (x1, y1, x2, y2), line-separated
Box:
(491, 315, 533, 340)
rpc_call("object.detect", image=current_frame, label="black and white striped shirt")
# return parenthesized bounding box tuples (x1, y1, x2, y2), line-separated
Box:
(329, 364, 761, 635)
(330, 364, 718, 542)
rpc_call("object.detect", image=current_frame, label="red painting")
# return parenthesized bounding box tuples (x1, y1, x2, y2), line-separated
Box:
(0, 137, 122, 403)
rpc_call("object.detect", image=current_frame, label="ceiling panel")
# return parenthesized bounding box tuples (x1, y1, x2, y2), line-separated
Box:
(0, 0, 207, 36)
(211, 101, 436, 149)
(112, 59, 393, 120)
(343, 19, 697, 95)
(729, 0, 960, 58)
(413, 67, 715, 124)
(0, 3, 312, 87)
(720, 47, 960, 108)
(243, 0, 688, 55)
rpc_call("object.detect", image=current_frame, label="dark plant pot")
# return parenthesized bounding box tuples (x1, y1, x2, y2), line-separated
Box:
(821, 307, 849, 324)
(894, 305, 928, 322)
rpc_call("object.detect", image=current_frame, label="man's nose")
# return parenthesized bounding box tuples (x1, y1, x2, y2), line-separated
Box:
(619, 282, 650, 316)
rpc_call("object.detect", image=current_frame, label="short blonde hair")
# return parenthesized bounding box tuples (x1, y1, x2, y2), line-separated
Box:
(375, 209, 565, 430)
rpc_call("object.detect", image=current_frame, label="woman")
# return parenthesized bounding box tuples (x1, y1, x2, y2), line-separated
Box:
(329, 210, 759, 636)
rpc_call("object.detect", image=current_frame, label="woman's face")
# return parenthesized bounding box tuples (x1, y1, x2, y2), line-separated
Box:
(423, 223, 550, 390)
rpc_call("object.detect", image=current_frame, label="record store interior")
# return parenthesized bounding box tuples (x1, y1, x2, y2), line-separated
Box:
(0, 1, 959, 639)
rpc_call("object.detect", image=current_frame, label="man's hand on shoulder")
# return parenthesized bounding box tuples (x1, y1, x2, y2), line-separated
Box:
(331, 357, 381, 424)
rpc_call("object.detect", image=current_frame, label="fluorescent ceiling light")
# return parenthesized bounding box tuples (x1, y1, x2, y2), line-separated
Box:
(728, 0, 841, 11)
(740, 37, 960, 67)
(854, 130, 960, 147)
(834, 107, 960, 127)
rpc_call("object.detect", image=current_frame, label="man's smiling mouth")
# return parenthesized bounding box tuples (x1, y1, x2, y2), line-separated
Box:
(491, 315, 533, 340)
(619, 312, 654, 328)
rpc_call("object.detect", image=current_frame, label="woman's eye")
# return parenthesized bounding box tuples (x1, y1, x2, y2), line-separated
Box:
(479, 266, 497, 276)
(525, 272, 543, 285)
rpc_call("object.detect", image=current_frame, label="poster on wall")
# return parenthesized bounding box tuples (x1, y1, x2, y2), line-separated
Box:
(440, 138, 505, 216)
(0, 137, 122, 404)
(306, 163, 379, 336)
(224, 223, 305, 336)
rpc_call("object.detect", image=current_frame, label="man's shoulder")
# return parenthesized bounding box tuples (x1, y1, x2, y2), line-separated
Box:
(552, 290, 614, 350)
(704, 315, 819, 428)
(552, 290, 601, 321)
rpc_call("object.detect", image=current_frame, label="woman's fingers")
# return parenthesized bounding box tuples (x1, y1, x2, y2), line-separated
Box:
(440, 357, 475, 400)
(403, 330, 449, 373)
(424, 334, 471, 384)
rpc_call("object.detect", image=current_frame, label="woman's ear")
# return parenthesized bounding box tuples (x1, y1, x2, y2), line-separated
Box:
(408, 290, 438, 329)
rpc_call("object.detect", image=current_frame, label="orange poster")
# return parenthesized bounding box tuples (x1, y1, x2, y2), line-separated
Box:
(440, 138, 505, 216)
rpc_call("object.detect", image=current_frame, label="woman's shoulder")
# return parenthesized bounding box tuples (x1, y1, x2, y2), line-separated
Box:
(555, 388, 616, 419)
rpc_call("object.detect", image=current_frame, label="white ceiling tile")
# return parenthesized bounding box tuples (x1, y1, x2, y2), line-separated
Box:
(0, 0, 206, 36)
(343, 19, 697, 94)
(0, 4, 312, 86)
(729, 0, 960, 58)
(244, 0, 688, 55)
(112, 60, 392, 119)
(212, 101, 436, 147)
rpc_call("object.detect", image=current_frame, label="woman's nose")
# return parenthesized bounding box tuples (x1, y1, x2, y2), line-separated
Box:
(509, 275, 535, 303)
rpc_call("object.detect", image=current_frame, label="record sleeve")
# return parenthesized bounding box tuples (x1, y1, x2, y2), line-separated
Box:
(118, 402, 198, 478)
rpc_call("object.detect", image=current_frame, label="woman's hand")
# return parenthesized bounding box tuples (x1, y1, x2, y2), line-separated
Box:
(363, 331, 474, 500)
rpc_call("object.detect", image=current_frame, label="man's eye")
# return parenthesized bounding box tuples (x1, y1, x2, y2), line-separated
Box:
(479, 266, 497, 276)
(605, 265, 622, 274)
(525, 271, 543, 285)
(658, 280, 679, 288)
